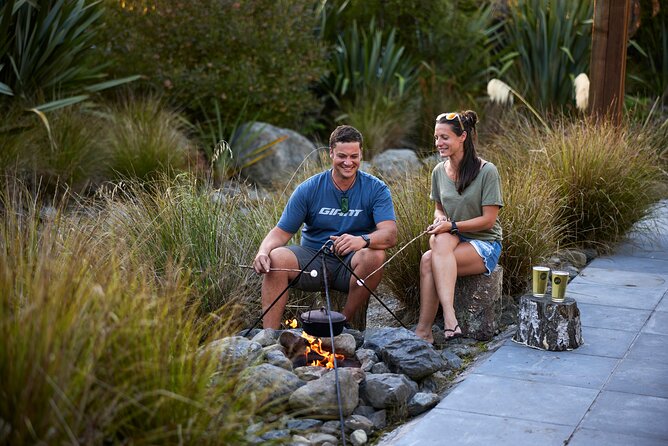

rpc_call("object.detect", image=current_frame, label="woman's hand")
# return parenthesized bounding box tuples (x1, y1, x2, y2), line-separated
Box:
(426, 218, 450, 234)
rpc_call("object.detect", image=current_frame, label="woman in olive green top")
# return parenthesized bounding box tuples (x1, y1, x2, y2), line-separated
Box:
(415, 111, 503, 343)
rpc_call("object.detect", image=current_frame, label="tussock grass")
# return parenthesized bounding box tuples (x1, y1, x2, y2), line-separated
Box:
(542, 119, 662, 246)
(100, 174, 275, 318)
(0, 178, 265, 445)
(380, 165, 435, 319)
(104, 97, 196, 182)
(495, 157, 567, 295)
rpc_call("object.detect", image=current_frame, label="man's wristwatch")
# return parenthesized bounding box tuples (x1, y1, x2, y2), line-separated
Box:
(450, 221, 459, 235)
(361, 234, 371, 248)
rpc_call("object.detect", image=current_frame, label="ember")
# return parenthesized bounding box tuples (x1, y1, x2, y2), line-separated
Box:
(285, 318, 298, 329)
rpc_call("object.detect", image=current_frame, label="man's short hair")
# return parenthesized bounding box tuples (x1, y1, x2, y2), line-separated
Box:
(329, 125, 363, 149)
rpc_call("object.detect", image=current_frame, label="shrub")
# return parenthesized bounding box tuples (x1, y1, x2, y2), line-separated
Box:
(30, 106, 108, 191)
(96, 0, 327, 130)
(495, 157, 567, 295)
(319, 0, 500, 149)
(319, 22, 420, 155)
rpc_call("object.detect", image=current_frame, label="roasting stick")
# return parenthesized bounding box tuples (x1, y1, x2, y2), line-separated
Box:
(356, 229, 430, 286)
(238, 264, 318, 277)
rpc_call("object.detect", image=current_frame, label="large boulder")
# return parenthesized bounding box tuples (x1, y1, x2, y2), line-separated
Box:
(237, 121, 317, 187)
(369, 149, 422, 180)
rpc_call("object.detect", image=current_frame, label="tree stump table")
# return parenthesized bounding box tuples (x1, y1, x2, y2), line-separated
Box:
(512, 294, 584, 351)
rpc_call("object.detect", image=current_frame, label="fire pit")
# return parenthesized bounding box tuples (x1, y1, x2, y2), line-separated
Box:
(278, 330, 361, 369)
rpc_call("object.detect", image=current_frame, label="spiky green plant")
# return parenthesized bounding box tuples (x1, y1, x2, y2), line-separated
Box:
(495, 0, 593, 110)
(321, 21, 420, 154)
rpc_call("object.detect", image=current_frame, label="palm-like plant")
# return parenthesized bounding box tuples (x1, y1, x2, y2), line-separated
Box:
(320, 21, 420, 155)
(495, 0, 593, 110)
(1, 0, 104, 98)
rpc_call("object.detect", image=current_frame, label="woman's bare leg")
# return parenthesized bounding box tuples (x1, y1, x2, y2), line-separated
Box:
(430, 233, 461, 336)
(416, 250, 439, 343)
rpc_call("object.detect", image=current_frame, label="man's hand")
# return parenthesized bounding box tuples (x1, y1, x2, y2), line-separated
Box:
(329, 234, 366, 256)
(253, 252, 271, 274)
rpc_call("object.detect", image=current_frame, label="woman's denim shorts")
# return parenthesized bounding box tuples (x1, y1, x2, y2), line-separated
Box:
(459, 235, 502, 276)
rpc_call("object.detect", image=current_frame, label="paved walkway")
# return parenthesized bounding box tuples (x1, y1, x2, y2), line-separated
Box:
(378, 200, 668, 446)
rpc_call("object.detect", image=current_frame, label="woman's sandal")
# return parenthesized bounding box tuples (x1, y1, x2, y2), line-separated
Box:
(444, 324, 463, 340)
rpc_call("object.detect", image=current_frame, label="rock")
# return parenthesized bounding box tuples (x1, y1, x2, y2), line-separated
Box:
(371, 362, 391, 374)
(368, 409, 387, 430)
(344, 414, 374, 435)
(407, 392, 440, 416)
(294, 365, 328, 382)
(363, 327, 416, 352)
(420, 370, 452, 394)
(235, 363, 305, 411)
(286, 418, 323, 433)
(454, 265, 503, 340)
(204, 336, 263, 373)
(355, 348, 378, 372)
(320, 333, 357, 358)
(265, 349, 293, 371)
(305, 432, 339, 445)
(251, 328, 279, 347)
(350, 429, 368, 446)
(290, 434, 311, 446)
(238, 122, 317, 187)
(289, 369, 359, 419)
(382, 340, 444, 379)
(440, 350, 463, 370)
(369, 149, 422, 180)
(261, 429, 291, 441)
(559, 249, 588, 268)
(513, 294, 584, 351)
(360, 373, 418, 409)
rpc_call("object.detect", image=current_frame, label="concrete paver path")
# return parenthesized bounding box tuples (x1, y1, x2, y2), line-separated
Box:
(378, 200, 668, 446)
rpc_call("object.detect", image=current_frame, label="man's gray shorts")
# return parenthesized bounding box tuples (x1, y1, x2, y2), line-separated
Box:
(287, 245, 354, 292)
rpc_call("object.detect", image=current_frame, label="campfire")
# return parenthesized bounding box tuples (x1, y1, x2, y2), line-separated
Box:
(280, 319, 360, 369)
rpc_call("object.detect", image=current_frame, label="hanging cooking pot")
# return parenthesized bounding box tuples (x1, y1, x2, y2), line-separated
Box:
(300, 307, 347, 337)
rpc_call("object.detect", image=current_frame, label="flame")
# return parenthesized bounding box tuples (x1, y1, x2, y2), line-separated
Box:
(301, 332, 344, 369)
(284, 318, 298, 329)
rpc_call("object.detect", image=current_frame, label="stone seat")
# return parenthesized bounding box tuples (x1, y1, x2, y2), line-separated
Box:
(453, 265, 503, 340)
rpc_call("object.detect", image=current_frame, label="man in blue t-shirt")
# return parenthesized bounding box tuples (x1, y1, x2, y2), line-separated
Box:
(253, 125, 397, 329)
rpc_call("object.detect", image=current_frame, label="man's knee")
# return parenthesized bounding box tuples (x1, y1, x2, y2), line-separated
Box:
(268, 247, 299, 268)
(354, 248, 385, 269)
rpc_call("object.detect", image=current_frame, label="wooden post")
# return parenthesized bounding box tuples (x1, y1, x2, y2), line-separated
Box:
(589, 0, 631, 125)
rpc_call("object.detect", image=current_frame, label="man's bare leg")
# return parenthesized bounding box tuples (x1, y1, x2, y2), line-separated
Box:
(342, 248, 386, 321)
(261, 247, 299, 329)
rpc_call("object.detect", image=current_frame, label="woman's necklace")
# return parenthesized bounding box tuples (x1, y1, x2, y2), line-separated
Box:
(331, 170, 357, 213)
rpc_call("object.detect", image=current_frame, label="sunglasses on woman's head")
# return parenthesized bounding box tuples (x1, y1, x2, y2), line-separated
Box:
(437, 112, 464, 129)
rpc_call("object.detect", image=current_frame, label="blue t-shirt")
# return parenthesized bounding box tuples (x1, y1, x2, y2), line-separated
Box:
(277, 170, 396, 250)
